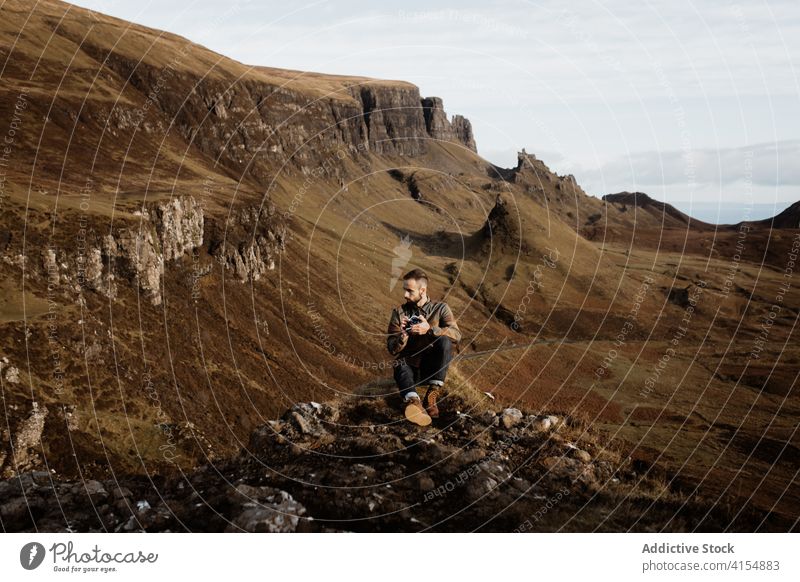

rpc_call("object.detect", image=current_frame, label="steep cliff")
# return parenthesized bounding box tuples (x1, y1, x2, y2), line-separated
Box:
(32, 196, 206, 306)
(206, 203, 286, 282)
(451, 114, 477, 152)
(422, 96, 477, 152)
(70, 39, 477, 183)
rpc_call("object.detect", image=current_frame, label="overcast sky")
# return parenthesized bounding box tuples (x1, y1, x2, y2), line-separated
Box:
(71, 0, 799, 221)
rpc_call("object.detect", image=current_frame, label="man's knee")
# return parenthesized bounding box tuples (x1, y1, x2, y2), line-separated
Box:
(432, 335, 452, 353)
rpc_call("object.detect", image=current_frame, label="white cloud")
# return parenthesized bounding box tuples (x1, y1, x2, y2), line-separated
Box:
(573, 140, 800, 192)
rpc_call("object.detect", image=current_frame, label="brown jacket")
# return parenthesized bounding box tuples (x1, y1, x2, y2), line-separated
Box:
(386, 297, 461, 364)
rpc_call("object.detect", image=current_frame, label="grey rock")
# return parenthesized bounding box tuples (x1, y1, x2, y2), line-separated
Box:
(500, 408, 524, 430)
(451, 115, 477, 152)
(152, 196, 204, 261)
(208, 205, 285, 283)
(134, 505, 174, 531)
(546, 415, 561, 427)
(17, 471, 52, 490)
(234, 484, 268, 499)
(97, 196, 203, 305)
(7, 405, 48, 471)
(0, 496, 36, 529)
(112, 486, 133, 500)
(464, 475, 499, 501)
(541, 456, 596, 484)
(478, 460, 510, 482)
(82, 480, 108, 501)
(43, 248, 58, 281)
(529, 416, 553, 433)
(4, 365, 20, 384)
(421, 96, 477, 152)
(226, 488, 307, 533)
(81, 248, 104, 290)
(290, 411, 315, 435)
(102, 229, 163, 304)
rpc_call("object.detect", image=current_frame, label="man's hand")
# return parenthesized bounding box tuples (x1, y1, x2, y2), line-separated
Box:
(409, 313, 431, 335)
(399, 315, 409, 338)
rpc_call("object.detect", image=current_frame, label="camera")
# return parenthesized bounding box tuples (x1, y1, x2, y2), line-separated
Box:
(404, 314, 423, 332)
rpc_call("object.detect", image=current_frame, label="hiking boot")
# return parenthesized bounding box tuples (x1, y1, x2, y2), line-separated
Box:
(424, 386, 441, 418)
(404, 396, 432, 426)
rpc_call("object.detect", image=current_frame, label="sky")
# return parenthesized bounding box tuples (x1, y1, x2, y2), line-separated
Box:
(71, 0, 800, 223)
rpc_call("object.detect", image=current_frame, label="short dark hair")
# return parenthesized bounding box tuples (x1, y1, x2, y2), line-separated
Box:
(403, 268, 428, 287)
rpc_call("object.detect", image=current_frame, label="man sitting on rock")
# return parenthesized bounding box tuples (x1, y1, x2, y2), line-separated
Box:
(386, 268, 461, 425)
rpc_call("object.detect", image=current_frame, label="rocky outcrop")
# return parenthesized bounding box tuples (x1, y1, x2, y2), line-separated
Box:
(31, 196, 205, 304)
(102, 195, 285, 298)
(82, 45, 477, 178)
(357, 85, 429, 156)
(422, 97, 477, 152)
(152, 197, 204, 261)
(422, 97, 453, 140)
(225, 485, 308, 533)
(0, 470, 309, 533)
(0, 401, 48, 478)
(487, 151, 562, 187)
(512, 150, 558, 183)
(0, 357, 20, 385)
(206, 203, 286, 282)
(451, 114, 477, 152)
(38, 195, 283, 304)
(0, 393, 766, 532)
(476, 194, 523, 251)
(102, 227, 164, 304)
(97, 196, 204, 305)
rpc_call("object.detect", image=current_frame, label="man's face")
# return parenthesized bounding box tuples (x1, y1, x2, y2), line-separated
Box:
(403, 278, 425, 305)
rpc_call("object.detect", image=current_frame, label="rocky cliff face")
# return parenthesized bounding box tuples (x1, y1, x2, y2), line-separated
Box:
(206, 203, 286, 282)
(40, 195, 285, 305)
(41, 196, 194, 305)
(451, 114, 477, 152)
(356, 85, 429, 156)
(152, 197, 205, 261)
(0, 401, 48, 478)
(422, 97, 477, 152)
(98, 196, 204, 305)
(78, 43, 476, 181)
(100, 226, 165, 305)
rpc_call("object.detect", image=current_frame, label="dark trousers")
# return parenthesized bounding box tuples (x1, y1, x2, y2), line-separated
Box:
(393, 336, 453, 399)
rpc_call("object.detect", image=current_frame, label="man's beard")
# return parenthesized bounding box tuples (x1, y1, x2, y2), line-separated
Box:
(405, 293, 424, 307)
